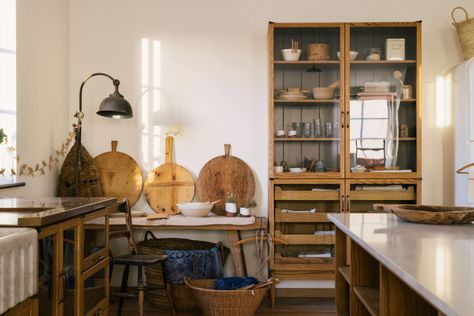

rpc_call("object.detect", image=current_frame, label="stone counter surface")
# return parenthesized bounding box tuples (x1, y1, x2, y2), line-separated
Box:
(0, 197, 116, 227)
(329, 213, 474, 316)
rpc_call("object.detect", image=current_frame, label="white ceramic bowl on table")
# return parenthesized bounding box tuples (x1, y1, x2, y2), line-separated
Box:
(177, 202, 214, 217)
(281, 49, 302, 61)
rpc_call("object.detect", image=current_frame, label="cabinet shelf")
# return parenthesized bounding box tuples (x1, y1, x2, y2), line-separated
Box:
(351, 60, 416, 64)
(275, 60, 340, 65)
(275, 137, 340, 142)
(274, 99, 340, 104)
(275, 187, 340, 201)
(351, 98, 416, 103)
(275, 230, 335, 245)
(338, 266, 351, 284)
(353, 286, 380, 316)
(350, 186, 416, 201)
(275, 210, 332, 223)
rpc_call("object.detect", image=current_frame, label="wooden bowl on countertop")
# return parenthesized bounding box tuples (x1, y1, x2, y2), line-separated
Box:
(374, 204, 474, 224)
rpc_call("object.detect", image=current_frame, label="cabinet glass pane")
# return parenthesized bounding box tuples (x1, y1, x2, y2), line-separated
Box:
(83, 264, 107, 315)
(62, 226, 77, 315)
(38, 234, 56, 316)
(273, 27, 342, 175)
(348, 26, 417, 175)
(83, 214, 107, 270)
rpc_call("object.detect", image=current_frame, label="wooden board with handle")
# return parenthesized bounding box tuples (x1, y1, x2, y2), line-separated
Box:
(94, 140, 143, 206)
(144, 136, 195, 215)
(197, 144, 256, 215)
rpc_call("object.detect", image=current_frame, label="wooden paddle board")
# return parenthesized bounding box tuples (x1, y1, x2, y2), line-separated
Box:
(94, 140, 143, 206)
(144, 136, 195, 215)
(197, 144, 255, 215)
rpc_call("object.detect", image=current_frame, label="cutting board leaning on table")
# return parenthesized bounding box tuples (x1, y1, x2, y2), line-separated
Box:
(144, 136, 195, 218)
(94, 140, 144, 206)
(197, 144, 256, 216)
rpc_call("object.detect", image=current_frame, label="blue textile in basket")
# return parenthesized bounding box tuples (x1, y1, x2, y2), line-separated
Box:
(214, 277, 258, 290)
(163, 245, 223, 284)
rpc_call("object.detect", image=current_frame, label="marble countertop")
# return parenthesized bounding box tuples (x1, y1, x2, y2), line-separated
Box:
(329, 213, 474, 316)
(0, 197, 116, 227)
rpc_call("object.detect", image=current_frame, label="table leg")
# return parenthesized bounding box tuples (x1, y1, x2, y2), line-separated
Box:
(228, 230, 247, 277)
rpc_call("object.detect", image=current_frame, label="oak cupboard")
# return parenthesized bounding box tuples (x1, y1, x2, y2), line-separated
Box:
(268, 22, 422, 295)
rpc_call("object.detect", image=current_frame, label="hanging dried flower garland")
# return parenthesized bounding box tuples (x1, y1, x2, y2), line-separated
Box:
(0, 122, 80, 178)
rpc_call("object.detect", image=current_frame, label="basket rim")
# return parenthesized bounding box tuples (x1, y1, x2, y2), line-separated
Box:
(184, 278, 271, 294)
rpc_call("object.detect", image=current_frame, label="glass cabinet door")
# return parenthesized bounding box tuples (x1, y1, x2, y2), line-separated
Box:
(346, 24, 419, 178)
(38, 229, 59, 316)
(82, 259, 109, 316)
(270, 24, 345, 178)
(60, 218, 81, 316)
(83, 208, 109, 271)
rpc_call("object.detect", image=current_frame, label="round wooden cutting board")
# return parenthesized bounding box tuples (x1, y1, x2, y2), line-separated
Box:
(197, 144, 256, 215)
(144, 136, 195, 215)
(94, 140, 143, 206)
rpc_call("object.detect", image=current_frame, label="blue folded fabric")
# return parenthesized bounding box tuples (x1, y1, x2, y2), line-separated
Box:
(214, 277, 258, 290)
(163, 246, 223, 284)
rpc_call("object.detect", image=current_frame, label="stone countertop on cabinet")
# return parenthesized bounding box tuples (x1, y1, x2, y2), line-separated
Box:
(0, 197, 116, 227)
(329, 213, 474, 316)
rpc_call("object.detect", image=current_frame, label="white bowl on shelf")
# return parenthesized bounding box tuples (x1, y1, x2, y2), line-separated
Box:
(177, 202, 214, 217)
(281, 49, 302, 61)
(337, 51, 359, 61)
(289, 167, 307, 173)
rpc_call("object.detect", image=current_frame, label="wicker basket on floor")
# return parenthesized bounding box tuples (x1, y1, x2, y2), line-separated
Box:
(137, 232, 229, 310)
(184, 278, 272, 316)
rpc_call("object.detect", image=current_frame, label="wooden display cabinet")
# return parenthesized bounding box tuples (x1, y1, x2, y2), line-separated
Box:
(38, 208, 110, 316)
(268, 21, 422, 295)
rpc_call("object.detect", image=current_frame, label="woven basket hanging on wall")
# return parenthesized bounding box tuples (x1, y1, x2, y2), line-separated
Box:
(452, 7, 474, 61)
(57, 143, 104, 197)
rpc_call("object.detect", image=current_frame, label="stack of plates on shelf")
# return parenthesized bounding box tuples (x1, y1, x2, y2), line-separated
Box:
(275, 88, 308, 100)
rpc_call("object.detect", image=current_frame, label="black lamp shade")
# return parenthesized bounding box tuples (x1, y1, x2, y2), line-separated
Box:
(96, 91, 133, 119)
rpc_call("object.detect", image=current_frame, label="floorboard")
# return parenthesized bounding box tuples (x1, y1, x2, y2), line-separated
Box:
(109, 297, 336, 316)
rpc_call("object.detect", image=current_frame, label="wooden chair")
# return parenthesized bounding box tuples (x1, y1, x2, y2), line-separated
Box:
(109, 199, 175, 316)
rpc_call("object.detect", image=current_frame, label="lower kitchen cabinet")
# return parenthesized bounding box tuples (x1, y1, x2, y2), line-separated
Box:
(38, 207, 110, 316)
(269, 179, 420, 295)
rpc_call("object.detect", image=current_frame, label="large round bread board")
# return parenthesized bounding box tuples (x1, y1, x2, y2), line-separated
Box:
(144, 136, 195, 215)
(197, 144, 255, 215)
(94, 140, 143, 206)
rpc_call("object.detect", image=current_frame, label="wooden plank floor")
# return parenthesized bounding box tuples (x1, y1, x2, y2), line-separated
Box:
(109, 297, 336, 316)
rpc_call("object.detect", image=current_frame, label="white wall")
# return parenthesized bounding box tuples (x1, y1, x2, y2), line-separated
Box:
(1, 0, 69, 197)
(7, 0, 473, 286)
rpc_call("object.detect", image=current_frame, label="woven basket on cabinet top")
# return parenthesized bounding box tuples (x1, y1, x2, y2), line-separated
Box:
(57, 143, 104, 197)
(452, 7, 474, 60)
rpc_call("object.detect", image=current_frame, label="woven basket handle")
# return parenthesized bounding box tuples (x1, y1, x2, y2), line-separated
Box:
(452, 6, 469, 24)
(144, 230, 158, 241)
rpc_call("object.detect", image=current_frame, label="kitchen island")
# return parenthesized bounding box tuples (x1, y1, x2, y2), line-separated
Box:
(0, 197, 116, 316)
(329, 213, 474, 316)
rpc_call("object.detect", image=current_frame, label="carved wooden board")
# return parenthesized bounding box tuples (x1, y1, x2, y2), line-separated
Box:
(94, 141, 143, 206)
(197, 144, 256, 215)
(144, 136, 195, 215)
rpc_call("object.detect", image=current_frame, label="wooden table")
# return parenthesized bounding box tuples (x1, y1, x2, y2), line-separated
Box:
(89, 216, 266, 277)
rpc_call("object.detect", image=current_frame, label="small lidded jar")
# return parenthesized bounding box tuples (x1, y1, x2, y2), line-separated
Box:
(225, 192, 237, 217)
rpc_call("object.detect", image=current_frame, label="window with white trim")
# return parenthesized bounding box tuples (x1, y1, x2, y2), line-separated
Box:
(0, 0, 16, 174)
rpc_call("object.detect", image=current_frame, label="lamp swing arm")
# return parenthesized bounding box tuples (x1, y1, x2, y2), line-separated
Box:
(72, 72, 130, 196)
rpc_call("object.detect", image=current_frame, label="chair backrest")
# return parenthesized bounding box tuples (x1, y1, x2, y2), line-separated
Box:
(118, 199, 139, 255)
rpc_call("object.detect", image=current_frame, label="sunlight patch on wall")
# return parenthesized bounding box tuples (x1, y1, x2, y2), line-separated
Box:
(140, 38, 161, 170)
